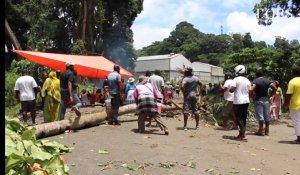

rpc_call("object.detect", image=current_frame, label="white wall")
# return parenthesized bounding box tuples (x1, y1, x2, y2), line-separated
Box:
(192, 62, 211, 72)
(170, 54, 192, 71)
(170, 70, 184, 82)
(211, 66, 224, 76)
(134, 59, 170, 72)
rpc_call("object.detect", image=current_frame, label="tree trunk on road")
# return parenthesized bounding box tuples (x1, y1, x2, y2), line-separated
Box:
(30, 104, 180, 139)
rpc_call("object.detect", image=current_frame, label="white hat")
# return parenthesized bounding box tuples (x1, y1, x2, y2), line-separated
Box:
(128, 77, 135, 83)
(234, 65, 246, 75)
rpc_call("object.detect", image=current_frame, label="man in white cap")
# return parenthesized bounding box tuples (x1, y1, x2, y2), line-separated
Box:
(230, 65, 251, 141)
(59, 62, 81, 120)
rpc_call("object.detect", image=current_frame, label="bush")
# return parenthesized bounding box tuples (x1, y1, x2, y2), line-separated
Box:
(5, 116, 72, 174)
(5, 71, 19, 107)
(10, 59, 49, 81)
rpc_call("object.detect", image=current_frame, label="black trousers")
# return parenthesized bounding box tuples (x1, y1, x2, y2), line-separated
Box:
(234, 103, 249, 132)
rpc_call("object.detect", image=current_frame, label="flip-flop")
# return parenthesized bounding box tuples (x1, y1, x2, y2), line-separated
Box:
(254, 132, 264, 136)
(234, 137, 248, 142)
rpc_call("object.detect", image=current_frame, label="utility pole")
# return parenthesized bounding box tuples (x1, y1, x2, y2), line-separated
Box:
(220, 25, 223, 35)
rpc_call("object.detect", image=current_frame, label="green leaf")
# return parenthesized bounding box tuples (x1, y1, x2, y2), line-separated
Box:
(21, 129, 36, 140)
(31, 151, 52, 161)
(159, 161, 175, 169)
(127, 163, 141, 171)
(5, 153, 25, 174)
(5, 117, 26, 132)
(98, 149, 109, 155)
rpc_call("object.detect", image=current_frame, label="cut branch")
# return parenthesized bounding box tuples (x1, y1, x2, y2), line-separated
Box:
(30, 104, 180, 139)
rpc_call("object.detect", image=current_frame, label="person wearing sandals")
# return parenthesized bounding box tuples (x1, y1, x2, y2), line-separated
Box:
(230, 65, 251, 141)
(284, 59, 300, 144)
(134, 75, 169, 135)
(181, 67, 202, 131)
(251, 70, 277, 136)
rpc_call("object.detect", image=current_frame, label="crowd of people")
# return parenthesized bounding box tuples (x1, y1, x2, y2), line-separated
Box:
(14, 59, 300, 144)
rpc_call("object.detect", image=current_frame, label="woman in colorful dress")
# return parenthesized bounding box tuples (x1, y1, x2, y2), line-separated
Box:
(41, 71, 61, 123)
(270, 81, 283, 120)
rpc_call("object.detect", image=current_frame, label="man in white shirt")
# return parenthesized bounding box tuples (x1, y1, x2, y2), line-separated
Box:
(147, 70, 165, 126)
(219, 72, 237, 130)
(148, 70, 165, 102)
(230, 65, 251, 141)
(14, 70, 39, 125)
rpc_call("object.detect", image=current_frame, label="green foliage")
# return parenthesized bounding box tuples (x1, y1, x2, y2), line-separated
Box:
(253, 0, 300, 25)
(222, 40, 299, 91)
(71, 40, 87, 55)
(5, 116, 72, 175)
(10, 59, 49, 81)
(138, 21, 255, 66)
(5, 71, 19, 107)
(6, 0, 142, 70)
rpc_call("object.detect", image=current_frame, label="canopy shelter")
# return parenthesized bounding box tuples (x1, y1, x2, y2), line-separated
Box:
(13, 50, 134, 79)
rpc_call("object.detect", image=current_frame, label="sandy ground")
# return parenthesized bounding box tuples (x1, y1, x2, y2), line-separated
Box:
(36, 96, 300, 175)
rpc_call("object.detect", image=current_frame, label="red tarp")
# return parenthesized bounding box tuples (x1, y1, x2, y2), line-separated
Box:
(13, 50, 134, 79)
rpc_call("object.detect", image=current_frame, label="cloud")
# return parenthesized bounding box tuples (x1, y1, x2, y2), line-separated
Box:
(226, 11, 300, 44)
(221, 0, 259, 10)
(133, 0, 220, 49)
(132, 24, 172, 49)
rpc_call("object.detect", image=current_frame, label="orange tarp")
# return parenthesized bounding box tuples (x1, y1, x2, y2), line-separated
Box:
(13, 50, 134, 79)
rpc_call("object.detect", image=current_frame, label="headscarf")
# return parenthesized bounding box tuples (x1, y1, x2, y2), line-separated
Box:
(42, 71, 61, 102)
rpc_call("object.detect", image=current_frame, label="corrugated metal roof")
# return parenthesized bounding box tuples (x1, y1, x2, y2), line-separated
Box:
(137, 53, 180, 61)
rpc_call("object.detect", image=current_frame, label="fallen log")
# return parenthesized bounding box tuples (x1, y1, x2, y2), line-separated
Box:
(30, 104, 180, 139)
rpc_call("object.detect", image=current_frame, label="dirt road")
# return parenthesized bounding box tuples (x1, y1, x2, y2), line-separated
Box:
(46, 113, 299, 175)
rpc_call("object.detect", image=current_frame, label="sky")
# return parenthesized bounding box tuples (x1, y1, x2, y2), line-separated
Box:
(132, 0, 300, 49)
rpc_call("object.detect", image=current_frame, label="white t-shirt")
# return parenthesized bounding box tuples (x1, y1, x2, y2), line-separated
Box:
(14, 75, 38, 101)
(149, 74, 164, 99)
(223, 79, 234, 101)
(231, 76, 251, 104)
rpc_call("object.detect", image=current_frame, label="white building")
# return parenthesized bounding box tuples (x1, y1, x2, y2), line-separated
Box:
(192, 62, 212, 81)
(135, 53, 224, 83)
(135, 53, 191, 81)
(192, 62, 224, 83)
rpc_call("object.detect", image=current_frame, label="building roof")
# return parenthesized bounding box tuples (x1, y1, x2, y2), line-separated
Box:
(192, 61, 222, 69)
(137, 53, 180, 61)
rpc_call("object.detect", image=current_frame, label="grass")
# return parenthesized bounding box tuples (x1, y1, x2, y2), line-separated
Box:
(5, 103, 21, 118)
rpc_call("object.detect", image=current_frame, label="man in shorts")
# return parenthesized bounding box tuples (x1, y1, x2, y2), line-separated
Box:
(14, 70, 39, 125)
(181, 67, 202, 130)
(251, 70, 276, 136)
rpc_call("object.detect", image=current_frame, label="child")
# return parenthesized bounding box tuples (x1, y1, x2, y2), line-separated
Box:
(81, 89, 91, 106)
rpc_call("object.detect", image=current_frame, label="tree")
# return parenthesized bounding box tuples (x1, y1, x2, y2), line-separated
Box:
(243, 32, 254, 48)
(5, 0, 142, 70)
(5, 18, 21, 50)
(253, 0, 300, 25)
(231, 33, 244, 52)
(254, 41, 267, 49)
